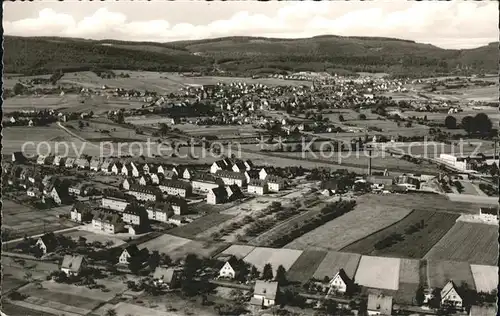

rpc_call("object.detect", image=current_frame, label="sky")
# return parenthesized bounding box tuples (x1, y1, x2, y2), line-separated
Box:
(3, 1, 499, 49)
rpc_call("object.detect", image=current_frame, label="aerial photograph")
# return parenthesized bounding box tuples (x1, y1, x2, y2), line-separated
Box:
(1, 1, 498, 316)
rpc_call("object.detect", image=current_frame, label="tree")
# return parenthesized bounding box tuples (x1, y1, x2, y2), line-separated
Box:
(262, 263, 273, 280)
(415, 286, 425, 305)
(474, 113, 492, 134)
(128, 255, 144, 275)
(275, 265, 287, 285)
(444, 116, 457, 129)
(249, 265, 259, 280)
(159, 123, 170, 135)
(358, 113, 367, 120)
(338, 115, 345, 122)
(105, 309, 117, 316)
(462, 116, 474, 134)
(13, 82, 25, 95)
(78, 120, 85, 129)
(148, 251, 160, 270)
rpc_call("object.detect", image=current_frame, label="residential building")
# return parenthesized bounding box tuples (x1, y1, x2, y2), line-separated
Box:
(182, 168, 193, 180)
(163, 196, 188, 215)
(70, 202, 93, 223)
(265, 175, 286, 192)
(90, 158, 101, 171)
(111, 162, 123, 175)
(102, 196, 129, 212)
(210, 160, 227, 174)
(122, 178, 134, 191)
(122, 163, 139, 178)
(218, 256, 241, 279)
(215, 170, 247, 187)
(153, 267, 182, 289)
(75, 157, 91, 169)
(162, 170, 177, 180)
(259, 167, 276, 180)
(68, 183, 90, 197)
(159, 179, 192, 198)
(146, 202, 174, 223)
(36, 233, 58, 255)
(207, 187, 228, 205)
(441, 280, 463, 309)
(244, 169, 260, 183)
(118, 245, 148, 265)
(191, 173, 223, 192)
(127, 184, 161, 202)
(11, 151, 27, 163)
(65, 157, 76, 169)
(50, 182, 71, 205)
(100, 158, 114, 174)
(60, 255, 86, 276)
(226, 184, 243, 201)
(92, 212, 125, 234)
(138, 174, 153, 186)
(248, 180, 268, 195)
(251, 281, 279, 307)
(231, 160, 247, 173)
(367, 294, 393, 316)
(53, 155, 66, 167)
(122, 204, 149, 226)
(327, 269, 351, 295)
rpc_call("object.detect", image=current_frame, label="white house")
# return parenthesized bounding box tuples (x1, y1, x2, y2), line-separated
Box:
(102, 196, 129, 212)
(215, 170, 247, 187)
(250, 281, 278, 307)
(159, 179, 192, 198)
(265, 175, 286, 192)
(259, 167, 276, 180)
(327, 269, 351, 295)
(60, 255, 86, 277)
(70, 202, 93, 223)
(207, 187, 228, 205)
(118, 245, 148, 265)
(218, 257, 239, 279)
(367, 294, 393, 316)
(441, 280, 463, 309)
(248, 180, 268, 195)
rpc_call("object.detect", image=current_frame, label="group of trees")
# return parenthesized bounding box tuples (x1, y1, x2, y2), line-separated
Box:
(445, 113, 494, 136)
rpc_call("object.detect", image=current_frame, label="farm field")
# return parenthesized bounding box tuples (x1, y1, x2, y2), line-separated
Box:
(424, 221, 498, 265)
(169, 213, 235, 239)
(354, 256, 401, 290)
(242, 247, 303, 274)
(398, 259, 421, 284)
(219, 244, 256, 259)
(393, 283, 419, 305)
(63, 120, 151, 142)
(2, 199, 79, 241)
(285, 194, 414, 251)
(427, 260, 476, 289)
(2, 94, 82, 111)
(62, 229, 127, 247)
(341, 210, 460, 259)
(286, 250, 328, 283)
(1, 301, 50, 316)
(470, 264, 498, 293)
(138, 233, 191, 254)
(312, 251, 361, 280)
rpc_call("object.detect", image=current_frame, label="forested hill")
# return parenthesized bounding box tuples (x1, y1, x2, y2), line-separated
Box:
(4, 35, 498, 77)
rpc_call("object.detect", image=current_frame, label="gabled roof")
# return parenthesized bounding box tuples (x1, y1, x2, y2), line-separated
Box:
(254, 281, 278, 300)
(61, 255, 85, 272)
(367, 294, 392, 315)
(38, 233, 58, 250)
(72, 202, 93, 214)
(153, 267, 179, 283)
(330, 269, 351, 286)
(128, 184, 161, 195)
(210, 186, 229, 199)
(265, 175, 285, 184)
(249, 179, 267, 187)
(215, 170, 246, 180)
(192, 172, 221, 183)
(161, 179, 191, 190)
(441, 280, 461, 299)
(122, 244, 148, 258)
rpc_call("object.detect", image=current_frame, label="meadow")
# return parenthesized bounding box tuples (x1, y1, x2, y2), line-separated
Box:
(312, 251, 361, 281)
(354, 256, 401, 291)
(470, 264, 498, 293)
(286, 250, 328, 283)
(427, 260, 476, 289)
(169, 213, 235, 239)
(424, 221, 498, 265)
(219, 244, 256, 259)
(242, 247, 303, 274)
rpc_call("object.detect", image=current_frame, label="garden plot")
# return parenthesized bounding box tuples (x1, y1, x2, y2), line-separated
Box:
(354, 256, 401, 290)
(243, 247, 303, 274)
(470, 264, 498, 293)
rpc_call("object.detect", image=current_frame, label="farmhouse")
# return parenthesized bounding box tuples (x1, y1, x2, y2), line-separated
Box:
(251, 281, 279, 307)
(153, 267, 182, 289)
(218, 256, 243, 279)
(146, 202, 174, 223)
(92, 212, 126, 234)
(122, 204, 149, 226)
(327, 269, 352, 295)
(367, 294, 393, 316)
(36, 234, 58, 255)
(127, 184, 161, 202)
(60, 255, 86, 277)
(159, 179, 192, 198)
(248, 179, 268, 195)
(70, 202, 93, 223)
(440, 280, 463, 309)
(207, 187, 229, 205)
(118, 245, 149, 265)
(102, 196, 129, 212)
(191, 173, 224, 192)
(215, 170, 247, 187)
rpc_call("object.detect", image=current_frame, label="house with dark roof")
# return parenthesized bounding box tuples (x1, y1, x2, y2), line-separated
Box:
(122, 203, 150, 226)
(441, 280, 463, 309)
(90, 157, 102, 171)
(159, 179, 192, 198)
(248, 179, 268, 195)
(127, 184, 161, 202)
(215, 170, 247, 187)
(11, 151, 27, 163)
(207, 186, 228, 205)
(92, 211, 125, 234)
(153, 267, 182, 289)
(146, 202, 174, 223)
(327, 269, 352, 295)
(60, 255, 86, 276)
(265, 175, 286, 192)
(162, 196, 188, 215)
(191, 172, 224, 192)
(226, 184, 244, 201)
(70, 202, 93, 223)
(102, 195, 129, 212)
(118, 244, 149, 265)
(259, 167, 277, 180)
(218, 256, 244, 279)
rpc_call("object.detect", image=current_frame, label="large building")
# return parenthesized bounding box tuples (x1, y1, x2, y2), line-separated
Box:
(159, 179, 192, 198)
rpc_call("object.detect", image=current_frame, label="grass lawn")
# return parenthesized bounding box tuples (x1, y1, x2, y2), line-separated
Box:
(354, 256, 401, 291)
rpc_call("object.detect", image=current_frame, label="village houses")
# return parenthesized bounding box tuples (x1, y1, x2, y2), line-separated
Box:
(92, 211, 126, 234)
(153, 267, 182, 289)
(60, 255, 86, 277)
(440, 280, 463, 309)
(127, 184, 161, 202)
(215, 170, 247, 187)
(122, 204, 150, 226)
(145, 202, 174, 223)
(327, 269, 352, 295)
(36, 233, 58, 255)
(251, 281, 279, 307)
(70, 202, 93, 223)
(102, 195, 129, 212)
(191, 172, 223, 192)
(248, 179, 268, 195)
(159, 179, 192, 198)
(207, 186, 229, 205)
(118, 244, 149, 265)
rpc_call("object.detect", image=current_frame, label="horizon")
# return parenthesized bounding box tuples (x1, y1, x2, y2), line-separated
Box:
(3, 1, 498, 50)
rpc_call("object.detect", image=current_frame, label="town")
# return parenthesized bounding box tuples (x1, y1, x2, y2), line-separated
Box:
(2, 3, 499, 316)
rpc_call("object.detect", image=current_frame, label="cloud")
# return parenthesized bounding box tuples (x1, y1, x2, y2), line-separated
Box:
(3, 2, 498, 49)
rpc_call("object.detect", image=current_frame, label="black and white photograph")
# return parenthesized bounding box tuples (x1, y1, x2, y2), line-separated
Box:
(1, 1, 499, 316)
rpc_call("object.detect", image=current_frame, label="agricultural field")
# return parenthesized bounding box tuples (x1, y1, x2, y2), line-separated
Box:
(341, 210, 460, 259)
(242, 247, 303, 274)
(286, 250, 328, 283)
(424, 221, 498, 265)
(2, 199, 79, 241)
(285, 194, 414, 251)
(219, 245, 256, 259)
(427, 260, 476, 289)
(2, 94, 82, 111)
(470, 264, 498, 293)
(138, 233, 191, 254)
(169, 213, 235, 239)
(62, 229, 127, 247)
(63, 120, 151, 142)
(398, 259, 421, 284)
(166, 240, 229, 260)
(1, 301, 50, 316)
(354, 256, 401, 290)
(312, 251, 361, 281)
